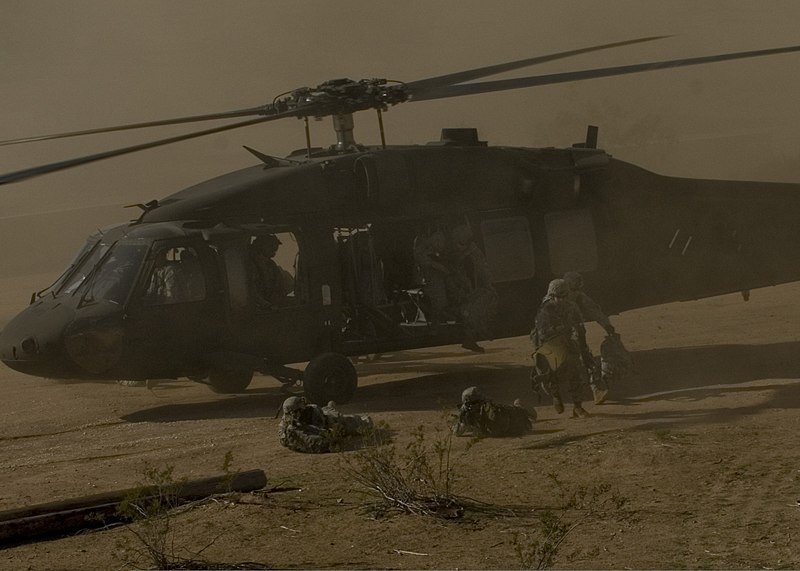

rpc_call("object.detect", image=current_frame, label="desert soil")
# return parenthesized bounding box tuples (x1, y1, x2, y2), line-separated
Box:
(1, 276, 799, 570)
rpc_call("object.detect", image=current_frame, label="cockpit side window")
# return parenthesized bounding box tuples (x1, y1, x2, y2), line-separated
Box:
(144, 246, 207, 305)
(80, 244, 148, 306)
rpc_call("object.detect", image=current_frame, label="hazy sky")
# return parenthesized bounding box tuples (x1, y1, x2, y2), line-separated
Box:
(2, 0, 800, 275)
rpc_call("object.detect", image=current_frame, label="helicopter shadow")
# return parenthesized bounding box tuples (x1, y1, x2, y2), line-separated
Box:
(525, 340, 800, 447)
(357, 340, 800, 412)
(120, 340, 800, 424)
(353, 347, 507, 377)
(610, 341, 800, 403)
(121, 388, 290, 423)
(120, 364, 533, 423)
(518, 385, 800, 450)
(355, 364, 533, 413)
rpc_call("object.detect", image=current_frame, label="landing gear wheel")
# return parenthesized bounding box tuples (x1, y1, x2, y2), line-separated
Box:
(208, 368, 253, 394)
(303, 352, 358, 405)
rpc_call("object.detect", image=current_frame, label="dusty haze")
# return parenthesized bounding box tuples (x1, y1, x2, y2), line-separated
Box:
(3, 1, 800, 292)
(2, 4, 800, 569)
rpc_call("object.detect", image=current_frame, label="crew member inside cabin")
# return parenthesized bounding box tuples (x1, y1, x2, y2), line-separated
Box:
(249, 234, 289, 309)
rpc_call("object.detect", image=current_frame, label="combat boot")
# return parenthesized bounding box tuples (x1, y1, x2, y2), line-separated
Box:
(552, 393, 564, 414)
(572, 404, 590, 418)
(461, 341, 485, 353)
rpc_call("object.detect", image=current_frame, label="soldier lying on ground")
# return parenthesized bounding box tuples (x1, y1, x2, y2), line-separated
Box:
(278, 396, 373, 453)
(452, 386, 535, 438)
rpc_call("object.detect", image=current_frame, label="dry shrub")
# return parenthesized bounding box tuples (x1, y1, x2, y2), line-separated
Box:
(339, 420, 472, 518)
(514, 473, 629, 569)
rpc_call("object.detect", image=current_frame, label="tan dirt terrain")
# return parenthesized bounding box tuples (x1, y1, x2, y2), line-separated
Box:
(0, 277, 799, 569)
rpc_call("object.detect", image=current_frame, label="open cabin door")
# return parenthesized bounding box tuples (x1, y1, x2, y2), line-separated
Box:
(124, 239, 223, 379)
(219, 226, 339, 365)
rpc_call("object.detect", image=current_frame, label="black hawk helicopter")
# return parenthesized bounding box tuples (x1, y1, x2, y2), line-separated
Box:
(2, 37, 800, 404)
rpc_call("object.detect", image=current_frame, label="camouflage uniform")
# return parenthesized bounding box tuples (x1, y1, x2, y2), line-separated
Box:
(599, 332, 633, 387)
(531, 279, 590, 417)
(278, 396, 373, 453)
(413, 230, 450, 325)
(452, 387, 534, 437)
(563, 272, 614, 402)
(449, 225, 498, 353)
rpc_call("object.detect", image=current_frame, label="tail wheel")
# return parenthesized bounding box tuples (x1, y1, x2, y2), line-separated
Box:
(303, 352, 358, 405)
(208, 367, 253, 394)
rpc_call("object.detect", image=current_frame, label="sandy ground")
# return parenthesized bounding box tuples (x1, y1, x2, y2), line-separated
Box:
(1, 279, 799, 570)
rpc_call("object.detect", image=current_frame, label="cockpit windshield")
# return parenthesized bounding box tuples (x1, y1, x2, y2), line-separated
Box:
(80, 244, 149, 305)
(53, 238, 109, 297)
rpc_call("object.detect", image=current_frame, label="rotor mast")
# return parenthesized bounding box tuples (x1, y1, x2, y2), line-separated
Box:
(283, 78, 408, 154)
(332, 113, 357, 152)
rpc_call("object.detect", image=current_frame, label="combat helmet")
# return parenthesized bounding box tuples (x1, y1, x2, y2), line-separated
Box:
(282, 396, 305, 414)
(546, 278, 569, 299)
(451, 224, 473, 250)
(563, 271, 584, 291)
(461, 386, 485, 404)
(252, 234, 281, 253)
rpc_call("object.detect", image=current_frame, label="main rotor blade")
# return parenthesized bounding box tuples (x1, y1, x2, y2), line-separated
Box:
(0, 106, 273, 147)
(0, 108, 302, 186)
(3, 37, 670, 149)
(411, 44, 800, 102)
(406, 35, 672, 95)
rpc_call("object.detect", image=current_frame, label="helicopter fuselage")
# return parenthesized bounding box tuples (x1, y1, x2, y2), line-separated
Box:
(3, 140, 800, 401)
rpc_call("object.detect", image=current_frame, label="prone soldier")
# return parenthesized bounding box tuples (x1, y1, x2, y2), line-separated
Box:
(278, 396, 373, 453)
(452, 386, 535, 437)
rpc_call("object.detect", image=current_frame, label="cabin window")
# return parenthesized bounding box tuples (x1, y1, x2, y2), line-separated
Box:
(222, 246, 250, 312)
(480, 217, 535, 282)
(545, 208, 598, 275)
(144, 246, 207, 305)
(247, 231, 303, 310)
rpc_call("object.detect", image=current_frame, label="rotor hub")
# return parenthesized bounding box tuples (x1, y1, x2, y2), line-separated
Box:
(272, 78, 409, 118)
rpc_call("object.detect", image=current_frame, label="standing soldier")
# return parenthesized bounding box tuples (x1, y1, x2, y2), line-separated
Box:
(530, 278, 591, 418)
(448, 224, 498, 353)
(413, 229, 451, 327)
(563, 271, 614, 404)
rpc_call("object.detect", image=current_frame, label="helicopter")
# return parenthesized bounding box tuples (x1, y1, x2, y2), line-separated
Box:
(2, 37, 800, 405)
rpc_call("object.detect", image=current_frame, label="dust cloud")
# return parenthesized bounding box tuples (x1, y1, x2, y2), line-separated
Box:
(2, 0, 800, 293)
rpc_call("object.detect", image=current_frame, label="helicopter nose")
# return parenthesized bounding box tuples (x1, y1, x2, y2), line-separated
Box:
(0, 300, 76, 378)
